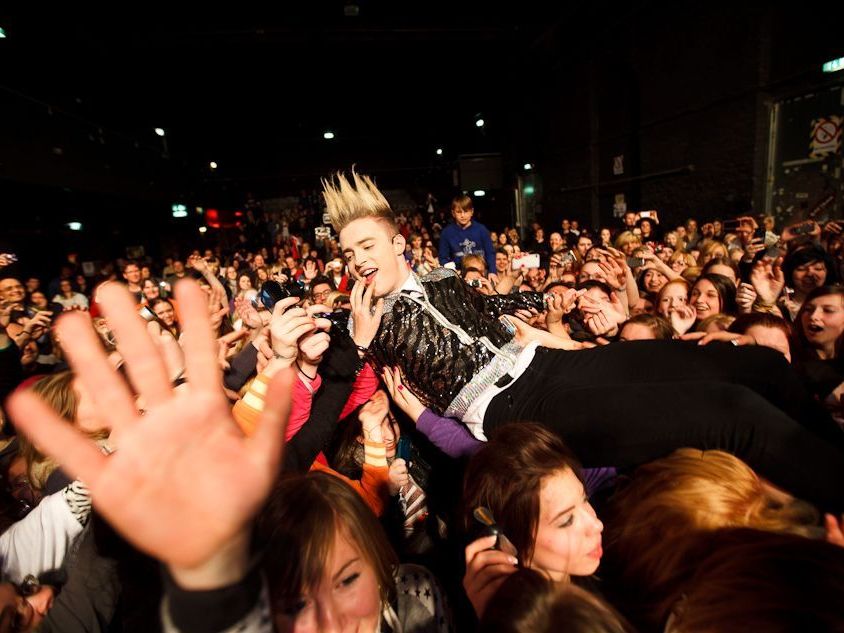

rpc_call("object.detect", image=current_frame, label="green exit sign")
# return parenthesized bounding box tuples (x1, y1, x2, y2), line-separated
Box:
(822, 57, 844, 73)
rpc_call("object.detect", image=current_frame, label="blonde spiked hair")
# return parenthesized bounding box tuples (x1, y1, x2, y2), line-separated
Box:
(321, 170, 397, 234)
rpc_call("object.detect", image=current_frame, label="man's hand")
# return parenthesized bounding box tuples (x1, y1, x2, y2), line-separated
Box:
(6, 281, 295, 589)
(349, 279, 384, 350)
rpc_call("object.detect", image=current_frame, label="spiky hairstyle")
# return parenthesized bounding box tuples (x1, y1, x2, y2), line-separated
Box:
(321, 170, 397, 234)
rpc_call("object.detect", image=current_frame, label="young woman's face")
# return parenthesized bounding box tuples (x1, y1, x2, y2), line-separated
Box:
(600, 228, 611, 244)
(495, 252, 509, 274)
(658, 283, 688, 317)
(239, 275, 253, 291)
(690, 279, 722, 320)
(142, 280, 160, 300)
(801, 294, 844, 353)
(792, 261, 827, 295)
(153, 302, 176, 327)
(642, 269, 668, 294)
(257, 268, 269, 282)
(30, 292, 47, 308)
(745, 325, 791, 363)
(274, 528, 382, 633)
(497, 233, 509, 246)
(340, 218, 406, 299)
(530, 469, 603, 581)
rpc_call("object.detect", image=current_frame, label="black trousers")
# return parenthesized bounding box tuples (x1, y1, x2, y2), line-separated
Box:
(484, 340, 844, 512)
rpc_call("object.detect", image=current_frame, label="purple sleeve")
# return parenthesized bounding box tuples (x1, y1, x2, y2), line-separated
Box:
(416, 409, 482, 459)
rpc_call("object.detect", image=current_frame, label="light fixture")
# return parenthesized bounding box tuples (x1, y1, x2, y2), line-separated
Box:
(524, 163, 533, 170)
(67, 221, 82, 231)
(473, 190, 486, 197)
(823, 57, 844, 73)
(172, 203, 188, 218)
(0, 28, 7, 39)
(436, 148, 443, 155)
(475, 118, 485, 128)
(323, 131, 335, 140)
(154, 128, 165, 137)
(209, 161, 218, 170)
(199, 226, 208, 234)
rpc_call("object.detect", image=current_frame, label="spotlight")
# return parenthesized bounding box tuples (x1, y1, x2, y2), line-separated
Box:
(475, 118, 485, 128)
(323, 131, 335, 140)
(154, 128, 165, 137)
(209, 161, 218, 170)
(67, 222, 82, 231)
(199, 226, 208, 234)
(473, 190, 486, 197)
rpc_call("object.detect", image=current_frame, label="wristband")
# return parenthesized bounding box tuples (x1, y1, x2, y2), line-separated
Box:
(355, 344, 369, 355)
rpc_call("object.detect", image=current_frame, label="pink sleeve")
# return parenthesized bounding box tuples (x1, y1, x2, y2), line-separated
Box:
(285, 374, 323, 441)
(339, 363, 379, 420)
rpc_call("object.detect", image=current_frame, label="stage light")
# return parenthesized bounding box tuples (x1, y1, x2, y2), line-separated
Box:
(524, 163, 533, 170)
(199, 226, 208, 234)
(323, 131, 335, 139)
(823, 57, 844, 73)
(209, 161, 218, 170)
(154, 128, 165, 137)
(473, 190, 486, 197)
(67, 222, 82, 231)
(475, 118, 485, 128)
(436, 148, 443, 155)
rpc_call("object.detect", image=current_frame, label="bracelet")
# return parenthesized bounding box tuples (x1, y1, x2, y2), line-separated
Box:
(355, 344, 369, 355)
(273, 351, 296, 361)
(295, 361, 316, 381)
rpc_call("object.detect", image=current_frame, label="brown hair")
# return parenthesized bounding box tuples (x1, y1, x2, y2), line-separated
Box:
(479, 568, 633, 633)
(662, 528, 844, 632)
(258, 472, 398, 613)
(451, 194, 474, 212)
(620, 314, 674, 340)
(463, 423, 583, 564)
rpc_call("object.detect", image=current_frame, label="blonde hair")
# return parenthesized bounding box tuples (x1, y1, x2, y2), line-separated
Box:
(322, 170, 396, 234)
(604, 449, 818, 627)
(614, 231, 641, 251)
(21, 371, 108, 489)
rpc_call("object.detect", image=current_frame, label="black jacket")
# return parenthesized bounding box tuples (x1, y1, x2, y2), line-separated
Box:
(360, 268, 544, 416)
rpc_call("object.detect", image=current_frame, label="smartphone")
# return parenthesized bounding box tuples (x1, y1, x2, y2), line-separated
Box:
(467, 279, 483, 288)
(789, 221, 816, 237)
(473, 507, 518, 557)
(753, 227, 765, 241)
(627, 256, 646, 268)
(512, 253, 540, 269)
(139, 305, 168, 329)
(396, 436, 412, 462)
(499, 315, 517, 336)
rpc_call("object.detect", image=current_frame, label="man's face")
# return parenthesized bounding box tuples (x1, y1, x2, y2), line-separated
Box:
(576, 237, 593, 257)
(340, 218, 407, 298)
(25, 278, 39, 293)
(173, 261, 185, 274)
(311, 283, 332, 304)
(549, 233, 564, 252)
(561, 220, 570, 232)
(624, 212, 637, 228)
(0, 279, 24, 304)
(123, 265, 141, 285)
(451, 205, 474, 228)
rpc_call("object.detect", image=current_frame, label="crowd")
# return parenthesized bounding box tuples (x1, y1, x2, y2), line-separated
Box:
(0, 170, 843, 632)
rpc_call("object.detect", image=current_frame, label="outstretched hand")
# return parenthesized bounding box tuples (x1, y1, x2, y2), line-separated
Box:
(6, 281, 295, 589)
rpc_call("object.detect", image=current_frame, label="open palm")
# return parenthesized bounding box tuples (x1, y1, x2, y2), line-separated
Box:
(7, 281, 293, 571)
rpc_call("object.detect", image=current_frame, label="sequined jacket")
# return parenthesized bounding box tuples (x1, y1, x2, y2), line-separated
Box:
(352, 268, 545, 417)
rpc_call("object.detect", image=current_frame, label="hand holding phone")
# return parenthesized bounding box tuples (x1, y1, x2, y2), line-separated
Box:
(512, 253, 540, 270)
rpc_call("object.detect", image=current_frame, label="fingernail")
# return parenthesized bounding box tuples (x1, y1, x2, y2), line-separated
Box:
(398, 384, 404, 391)
(509, 556, 519, 565)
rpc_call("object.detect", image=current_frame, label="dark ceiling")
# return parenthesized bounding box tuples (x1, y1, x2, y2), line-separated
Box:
(1, 3, 585, 193)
